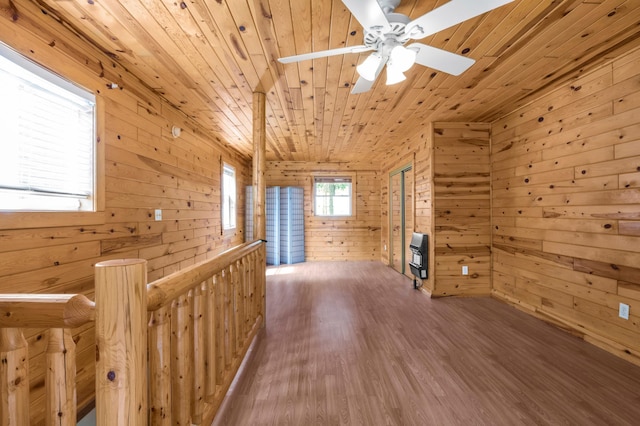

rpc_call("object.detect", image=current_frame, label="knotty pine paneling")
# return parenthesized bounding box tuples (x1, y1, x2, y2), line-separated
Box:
(265, 162, 380, 261)
(0, 6, 249, 424)
(381, 123, 491, 296)
(433, 123, 492, 297)
(491, 45, 640, 366)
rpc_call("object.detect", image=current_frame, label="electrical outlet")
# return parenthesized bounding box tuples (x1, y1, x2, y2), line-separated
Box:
(619, 303, 630, 320)
(462, 265, 469, 275)
(154, 209, 162, 221)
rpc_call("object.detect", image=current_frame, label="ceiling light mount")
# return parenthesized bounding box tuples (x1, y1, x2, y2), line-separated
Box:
(278, 0, 515, 94)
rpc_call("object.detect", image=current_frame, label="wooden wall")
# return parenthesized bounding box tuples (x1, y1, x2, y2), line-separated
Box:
(491, 46, 640, 365)
(0, 3, 249, 423)
(381, 123, 491, 296)
(381, 134, 434, 291)
(266, 161, 380, 261)
(432, 123, 491, 297)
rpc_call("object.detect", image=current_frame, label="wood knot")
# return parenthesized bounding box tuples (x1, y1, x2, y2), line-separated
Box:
(107, 370, 116, 381)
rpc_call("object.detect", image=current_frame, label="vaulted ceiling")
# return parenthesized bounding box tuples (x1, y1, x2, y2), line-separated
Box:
(29, 0, 640, 162)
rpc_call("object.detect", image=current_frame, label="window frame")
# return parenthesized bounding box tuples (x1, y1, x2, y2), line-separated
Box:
(222, 162, 237, 231)
(312, 172, 356, 218)
(0, 42, 104, 229)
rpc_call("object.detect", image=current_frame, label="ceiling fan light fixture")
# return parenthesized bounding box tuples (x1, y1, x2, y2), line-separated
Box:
(386, 64, 406, 86)
(390, 45, 417, 73)
(357, 53, 383, 81)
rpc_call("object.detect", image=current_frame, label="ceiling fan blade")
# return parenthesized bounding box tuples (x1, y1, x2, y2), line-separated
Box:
(351, 76, 376, 94)
(351, 56, 387, 94)
(406, 0, 514, 40)
(409, 43, 475, 76)
(342, 0, 390, 32)
(278, 45, 373, 64)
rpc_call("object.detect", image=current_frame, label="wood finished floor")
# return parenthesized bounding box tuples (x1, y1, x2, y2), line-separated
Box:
(213, 261, 640, 425)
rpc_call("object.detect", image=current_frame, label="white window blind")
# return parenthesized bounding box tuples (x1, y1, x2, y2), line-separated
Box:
(223, 163, 236, 229)
(0, 42, 96, 212)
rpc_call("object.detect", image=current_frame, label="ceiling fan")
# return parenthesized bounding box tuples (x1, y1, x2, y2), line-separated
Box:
(278, 0, 514, 94)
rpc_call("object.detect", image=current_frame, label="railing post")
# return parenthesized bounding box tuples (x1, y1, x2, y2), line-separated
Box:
(94, 259, 148, 426)
(0, 328, 29, 425)
(46, 328, 76, 426)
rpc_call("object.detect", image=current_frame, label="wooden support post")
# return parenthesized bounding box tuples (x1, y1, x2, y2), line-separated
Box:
(252, 91, 266, 242)
(252, 91, 267, 329)
(0, 328, 29, 426)
(46, 328, 76, 426)
(94, 259, 147, 426)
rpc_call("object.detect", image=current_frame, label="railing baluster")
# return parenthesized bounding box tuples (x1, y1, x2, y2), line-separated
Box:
(192, 283, 206, 424)
(239, 257, 247, 341)
(234, 259, 243, 351)
(149, 306, 171, 425)
(204, 276, 217, 401)
(249, 251, 256, 329)
(0, 328, 30, 425)
(229, 264, 238, 360)
(171, 292, 192, 425)
(259, 245, 266, 324)
(46, 328, 76, 426)
(223, 268, 232, 370)
(214, 273, 224, 386)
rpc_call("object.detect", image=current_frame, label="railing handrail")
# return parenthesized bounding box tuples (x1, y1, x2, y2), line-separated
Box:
(146, 239, 263, 311)
(0, 293, 95, 328)
(1, 239, 266, 426)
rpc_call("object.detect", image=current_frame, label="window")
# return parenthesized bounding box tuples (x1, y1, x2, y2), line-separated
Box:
(314, 176, 353, 217)
(222, 163, 236, 230)
(0, 42, 96, 212)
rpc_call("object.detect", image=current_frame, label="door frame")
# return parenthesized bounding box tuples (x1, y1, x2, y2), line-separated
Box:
(389, 163, 413, 274)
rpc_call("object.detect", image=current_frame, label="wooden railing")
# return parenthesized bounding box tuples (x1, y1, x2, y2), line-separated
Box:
(0, 240, 265, 425)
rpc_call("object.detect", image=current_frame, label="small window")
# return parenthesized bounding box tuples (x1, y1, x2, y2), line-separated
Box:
(222, 163, 236, 230)
(314, 176, 353, 217)
(0, 42, 96, 212)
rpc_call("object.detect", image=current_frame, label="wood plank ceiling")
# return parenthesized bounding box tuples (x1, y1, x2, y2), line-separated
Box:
(22, 0, 640, 162)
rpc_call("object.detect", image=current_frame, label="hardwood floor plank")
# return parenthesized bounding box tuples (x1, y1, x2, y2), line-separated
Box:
(213, 261, 640, 425)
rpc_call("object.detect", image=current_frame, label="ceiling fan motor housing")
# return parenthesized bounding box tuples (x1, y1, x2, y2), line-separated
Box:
(377, 0, 401, 14)
(363, 12, 411, 51)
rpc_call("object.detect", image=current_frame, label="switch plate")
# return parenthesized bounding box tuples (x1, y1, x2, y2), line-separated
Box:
(154, 209, 162, 221)
(619, 303, 630, 320)
(462, 265, 469, 275)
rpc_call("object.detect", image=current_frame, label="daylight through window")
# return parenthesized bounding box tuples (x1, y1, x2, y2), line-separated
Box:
(223, 163, 236, 229)
(0, 43, 96, 212)
(314, 176, 352, 216)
